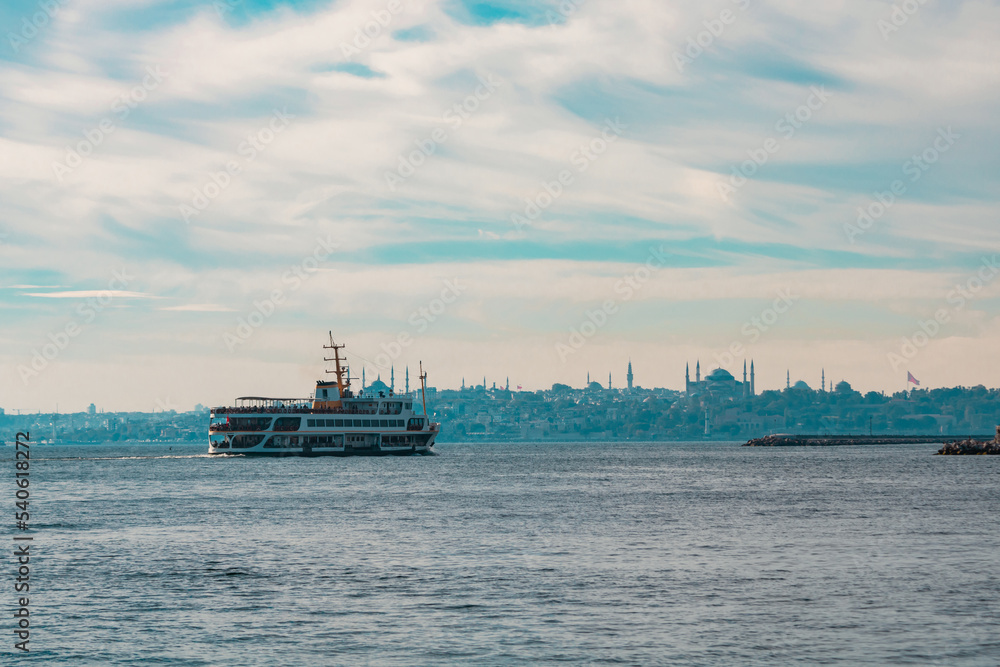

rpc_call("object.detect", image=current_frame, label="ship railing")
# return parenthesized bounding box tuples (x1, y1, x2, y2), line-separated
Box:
(211, 406, 383, 416)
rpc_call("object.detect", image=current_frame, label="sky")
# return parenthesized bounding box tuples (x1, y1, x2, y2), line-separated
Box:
(1, 0, 999, 412)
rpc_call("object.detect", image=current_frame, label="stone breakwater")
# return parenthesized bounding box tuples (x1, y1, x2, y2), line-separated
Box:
(937, 426, 1000, 455)
(743, 434, 954, 447)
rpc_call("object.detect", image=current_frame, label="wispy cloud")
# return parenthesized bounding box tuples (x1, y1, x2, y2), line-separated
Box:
(22, 290, 154, 298)
(1, 0, 998, 409)
(159, 303, 236, 312)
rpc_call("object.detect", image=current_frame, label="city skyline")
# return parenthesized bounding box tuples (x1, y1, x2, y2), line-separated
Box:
(0, 353, 977, 414)
(2, 0, 999, 412)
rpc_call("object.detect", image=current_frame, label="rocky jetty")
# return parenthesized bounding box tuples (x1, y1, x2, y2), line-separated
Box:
(744, 434, 953, 447)
(937, 427, 1000, 455)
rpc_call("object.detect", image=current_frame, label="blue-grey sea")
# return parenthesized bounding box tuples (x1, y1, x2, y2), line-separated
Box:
(5, 441, 999, 665)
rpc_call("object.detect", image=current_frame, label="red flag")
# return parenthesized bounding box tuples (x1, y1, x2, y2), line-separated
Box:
(517, 385, 522, 390)
(907, 371, 920, 386)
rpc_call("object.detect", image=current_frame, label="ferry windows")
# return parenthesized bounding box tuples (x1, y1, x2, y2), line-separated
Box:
(362, 419, 371, 427)
(353, 419, 362, 427)
(229, 417, 271, 431)
(407, 417, 425, 430)
(405, 403, 412, 410)
(231, 434, 265, 449)
(273, 417, 301, 431)
(332, 419, 341, 427)
(307, 419, 315, 427)
(379, 419, 387, 428)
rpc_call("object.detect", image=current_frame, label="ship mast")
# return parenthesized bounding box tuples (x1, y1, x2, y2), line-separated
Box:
(419, 360, 428, 417)
(323, 331, 350, 392)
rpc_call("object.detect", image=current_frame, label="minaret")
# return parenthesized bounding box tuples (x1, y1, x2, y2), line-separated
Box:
(822, 368, 826, 392)
(483, 376, 486, 391)
(505, 376, 509, 390)
(627, 359, 633, 390)
(362, 367, 366, 389)
(405, 366, 409, 393)
(750, 361, 755, 396)
(696, 360, 701, 383)
(461, 376, 465, 390)
(608, 372, 612, 390)
(786, 369, 790, 390)
(686, 362, 690, 395)
(587, 372, 590, 386)
(390, 366, 395, 392)
(743, 360, 748, 397)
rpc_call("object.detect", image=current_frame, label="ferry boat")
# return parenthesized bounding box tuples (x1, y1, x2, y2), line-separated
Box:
(208, 334, 438, 456)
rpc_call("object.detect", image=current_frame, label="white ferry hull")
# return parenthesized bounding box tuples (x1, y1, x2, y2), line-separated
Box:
(208, 428, 436, 456)
(208, 435, 436, 456)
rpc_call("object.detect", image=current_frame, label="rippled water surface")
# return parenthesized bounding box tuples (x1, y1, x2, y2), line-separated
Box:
(8, 441, 1000, 665)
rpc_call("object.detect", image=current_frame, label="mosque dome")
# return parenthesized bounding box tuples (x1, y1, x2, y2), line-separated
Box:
(366, 378, 391, 395)
(793, 380, 812, 390)
(706, 368, 735, 382)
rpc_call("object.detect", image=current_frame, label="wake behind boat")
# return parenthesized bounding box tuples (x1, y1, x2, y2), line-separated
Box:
(208, 333, 438, 456)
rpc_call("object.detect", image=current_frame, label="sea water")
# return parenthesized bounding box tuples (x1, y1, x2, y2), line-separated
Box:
(6, 441, 999, 665)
